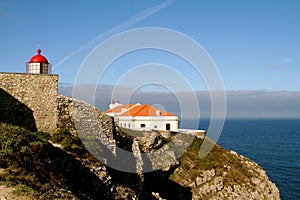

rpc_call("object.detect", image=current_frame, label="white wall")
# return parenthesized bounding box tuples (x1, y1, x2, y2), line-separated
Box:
(28, 63, 41, 74)
(117, 116, 178, 131)
(28, 63, 49, 74)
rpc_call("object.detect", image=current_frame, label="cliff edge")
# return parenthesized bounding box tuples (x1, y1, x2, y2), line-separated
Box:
(0, 95, 280, 199)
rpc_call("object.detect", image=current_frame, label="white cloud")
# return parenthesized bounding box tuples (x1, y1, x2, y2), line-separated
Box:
(59, 85, 300, 119)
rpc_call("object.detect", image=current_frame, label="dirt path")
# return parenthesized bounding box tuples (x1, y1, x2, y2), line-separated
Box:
(0, 185, 34, 200)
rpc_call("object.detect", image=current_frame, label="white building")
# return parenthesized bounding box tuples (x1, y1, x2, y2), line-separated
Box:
(105, 102, 178, 132)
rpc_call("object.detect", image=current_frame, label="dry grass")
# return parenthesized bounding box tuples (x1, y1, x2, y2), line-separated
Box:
(170, 137, 257, 191)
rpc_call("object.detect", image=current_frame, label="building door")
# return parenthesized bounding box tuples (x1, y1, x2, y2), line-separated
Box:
(166, 123, 170, 131)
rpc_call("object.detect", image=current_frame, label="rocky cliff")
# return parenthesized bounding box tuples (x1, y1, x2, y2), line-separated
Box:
(0, 95, 280, 199)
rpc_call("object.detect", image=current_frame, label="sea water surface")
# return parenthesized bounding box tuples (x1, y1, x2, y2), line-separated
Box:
(181, 119, 300, 200)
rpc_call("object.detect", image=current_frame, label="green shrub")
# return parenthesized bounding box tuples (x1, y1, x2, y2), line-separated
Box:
(32, 131, 51, 142)
(51, 129, 85, 155)
(50, 129, 69, 143)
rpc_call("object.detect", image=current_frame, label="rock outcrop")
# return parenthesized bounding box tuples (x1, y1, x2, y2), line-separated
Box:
(174, 149, 280, 199)
(0, 95, 280, 199)
(55, 95, 280, 199)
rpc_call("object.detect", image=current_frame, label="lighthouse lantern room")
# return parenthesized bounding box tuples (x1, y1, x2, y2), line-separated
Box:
(26, 48, 52, 74)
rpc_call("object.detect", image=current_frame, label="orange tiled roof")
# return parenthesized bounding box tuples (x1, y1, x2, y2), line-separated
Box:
(119, 104, 174, 117)
(105, 104, 136, 113)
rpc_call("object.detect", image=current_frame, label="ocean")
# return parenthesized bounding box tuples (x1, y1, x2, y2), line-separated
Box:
(182, 119, 300, 200)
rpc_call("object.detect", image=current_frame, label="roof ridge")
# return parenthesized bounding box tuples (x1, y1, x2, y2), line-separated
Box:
(127, 103, 139, 111)
(154, 106, 174, 116)
(131, 104, 147, 116)
(106, 103, 175, 116)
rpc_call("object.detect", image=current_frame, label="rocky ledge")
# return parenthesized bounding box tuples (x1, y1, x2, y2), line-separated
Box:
(0, 95, 280, 199)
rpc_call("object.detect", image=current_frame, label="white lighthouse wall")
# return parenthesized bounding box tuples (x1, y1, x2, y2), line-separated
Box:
(28, 63, 41, 74)
(28, 63, 49, 74)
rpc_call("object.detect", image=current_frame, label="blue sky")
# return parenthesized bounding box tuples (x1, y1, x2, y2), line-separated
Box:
(1, 0, 300, 91)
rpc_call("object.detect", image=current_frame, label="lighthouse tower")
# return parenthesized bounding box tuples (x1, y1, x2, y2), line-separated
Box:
(26, 48, 52, 74)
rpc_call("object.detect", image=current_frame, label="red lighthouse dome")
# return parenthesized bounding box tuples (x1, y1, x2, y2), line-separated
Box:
(29, 49, 49, 64)
(26, 47, 52, 74)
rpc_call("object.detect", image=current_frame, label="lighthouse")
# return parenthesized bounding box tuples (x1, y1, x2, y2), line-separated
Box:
(26, 48, 52, 74)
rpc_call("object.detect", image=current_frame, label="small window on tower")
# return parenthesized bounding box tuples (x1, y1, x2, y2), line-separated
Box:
(141, 124, 146, 128)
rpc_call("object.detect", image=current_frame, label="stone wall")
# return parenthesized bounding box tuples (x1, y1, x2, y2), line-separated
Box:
(57, 95, 117, 157)
(0, 72, 58, 133)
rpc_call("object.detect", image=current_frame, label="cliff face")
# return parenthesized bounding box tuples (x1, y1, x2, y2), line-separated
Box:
(57, 95, 280, 199)
(0, 95, 280, 199)
(171, 141, 280, 200)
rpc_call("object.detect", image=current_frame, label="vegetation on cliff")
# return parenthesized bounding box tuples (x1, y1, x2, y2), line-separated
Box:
(0, 122, 280, 199)
(0, 123, 110, 199)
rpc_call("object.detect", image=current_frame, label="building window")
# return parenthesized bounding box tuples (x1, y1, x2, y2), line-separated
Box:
(120, 123, 122, 127)
(124, 123, 126, 128)
(141, 124, 146, 128)
(166, 123, 170, 131)
(128, 123, 130, 128)
(154, 125, 157, 129)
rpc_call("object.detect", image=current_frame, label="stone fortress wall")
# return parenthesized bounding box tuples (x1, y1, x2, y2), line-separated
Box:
(0, 72, 58, 133)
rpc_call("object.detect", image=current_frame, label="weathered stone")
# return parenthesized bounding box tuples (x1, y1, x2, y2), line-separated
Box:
(57, 95, 117, 157)
(0, 72, 58, 133)
(190, 150, 280, 200)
